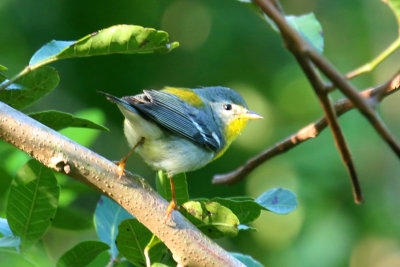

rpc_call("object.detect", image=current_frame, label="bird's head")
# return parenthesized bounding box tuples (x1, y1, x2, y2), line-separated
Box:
(197, 87, 263, 156)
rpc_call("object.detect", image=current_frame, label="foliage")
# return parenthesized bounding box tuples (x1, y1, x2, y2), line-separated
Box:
(1, 0, 399, 266)
(57, 241, 109, 267)
(94, 195, 133, 259)
(6, 160, 59, 251)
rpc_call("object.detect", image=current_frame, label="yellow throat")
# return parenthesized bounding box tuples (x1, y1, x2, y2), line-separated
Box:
(214, 117, 247, 160)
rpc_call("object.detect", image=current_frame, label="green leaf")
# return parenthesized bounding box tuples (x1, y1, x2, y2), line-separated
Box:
(256, 187, 297, 215)
(286, 13, 324, 54)
(57, 241, 110, 267)
(86, 250, 110, 267)
(29, 110, 109, 132)
(60, 108, 106, 147)
(181, 201, 239, 239)
(116, 219, 165, 266)
(52, 206, 93, 230)
(230, 252, 264, 267)
(238, 1, 325, 54)
(387, 0, 400, 27)
(262, 13, 324, 53)
(145, 235, 162, 256)
(210, 197, 263, 224)
(0, 64, 8, 71)
(94, 195, 133, 259)
(0, 66, 59, 110)
(29, 24, 179, 67)
(30, 41, 74, 66)
(0, 218, 21, 250)
(6, 159, 60, 250)
(156, 171, 189, 205)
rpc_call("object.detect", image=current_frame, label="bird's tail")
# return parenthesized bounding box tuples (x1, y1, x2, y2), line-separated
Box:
(97, 91, 125, 105)
(98, 91, 138, 114)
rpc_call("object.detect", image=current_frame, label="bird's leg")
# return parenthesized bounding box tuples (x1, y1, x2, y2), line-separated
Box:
(115, 137, 145, 179)
(164, 174, 178, 223)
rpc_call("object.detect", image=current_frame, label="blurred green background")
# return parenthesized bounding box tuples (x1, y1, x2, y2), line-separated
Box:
(1, 0, 400, 266)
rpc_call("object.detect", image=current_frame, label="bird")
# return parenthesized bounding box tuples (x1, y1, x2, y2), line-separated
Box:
(99, 86, 263, 221)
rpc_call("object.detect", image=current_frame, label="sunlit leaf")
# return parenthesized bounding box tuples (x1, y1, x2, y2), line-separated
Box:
(181, 201, 239, 238)
(231, 252, 264, 267)
(0, 66, 59, 110)
(210, 197, 263, 224)
(6, 160, 59, 250)
(116, 219, 166, 266)
(57, 241, 109, 267)
(151, 263, 171, 267)
(0, 64, 7, 71)
(29, 110, 109, 132)
(94, 195, 133, 259)
(256, 187, 297, 215)
(156, 171, 188, 205)
(29, 25, 179, 67)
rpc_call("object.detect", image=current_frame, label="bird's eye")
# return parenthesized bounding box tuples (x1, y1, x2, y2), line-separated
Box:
(223, 104, 232, 111)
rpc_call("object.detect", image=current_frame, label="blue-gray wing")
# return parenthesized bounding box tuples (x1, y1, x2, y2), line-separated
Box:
(123, 90, 222, 151)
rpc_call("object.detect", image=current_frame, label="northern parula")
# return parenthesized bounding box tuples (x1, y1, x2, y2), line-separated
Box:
(100, 86, 263, 220)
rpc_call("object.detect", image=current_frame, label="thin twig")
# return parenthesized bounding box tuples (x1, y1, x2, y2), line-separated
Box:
(293, 55, 363, 203)
(253, 0, 400, 158)
(213, 73, 400, 185)
(326, 35, 400, 92)
(0, 66, 30, 91)
(346, 36, 400, 79)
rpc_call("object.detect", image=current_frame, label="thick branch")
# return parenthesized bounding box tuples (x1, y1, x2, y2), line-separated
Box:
(0, 102, 244, 267)
(213, 73, 400, 185)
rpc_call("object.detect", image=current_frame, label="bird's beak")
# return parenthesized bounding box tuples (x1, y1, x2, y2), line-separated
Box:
(241, 110, 264, 120)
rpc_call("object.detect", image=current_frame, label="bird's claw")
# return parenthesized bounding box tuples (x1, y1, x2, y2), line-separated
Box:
(164, 200, 178, 223)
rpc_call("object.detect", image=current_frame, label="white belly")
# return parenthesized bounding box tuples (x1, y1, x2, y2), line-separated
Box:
(123, 118, 214, 174)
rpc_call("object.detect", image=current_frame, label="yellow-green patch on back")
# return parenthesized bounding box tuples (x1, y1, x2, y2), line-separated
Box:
(162, 87, 204, 107)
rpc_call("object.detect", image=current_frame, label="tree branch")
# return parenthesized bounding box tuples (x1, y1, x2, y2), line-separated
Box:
(213, 73, 400, 185)
(293, 55, 363, 203)
(0, 102, 244, 267)
(252, 0, 400, 159)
